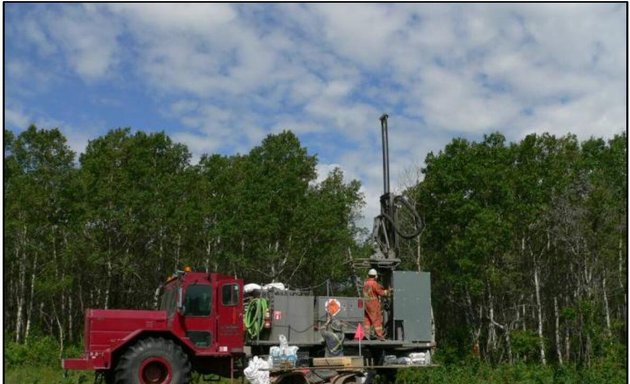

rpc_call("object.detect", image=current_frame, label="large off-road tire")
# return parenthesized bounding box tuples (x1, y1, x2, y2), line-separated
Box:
(114, 337, 191, 384)
(275, 373, 308, 384)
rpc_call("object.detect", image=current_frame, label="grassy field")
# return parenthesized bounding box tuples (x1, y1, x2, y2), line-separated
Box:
(4, 368, 239, 384)
(4, 366, 91, 384)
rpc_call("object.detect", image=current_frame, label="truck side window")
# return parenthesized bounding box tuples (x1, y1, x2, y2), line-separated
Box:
(222, 284, 239, 306)
(185, 284, 211, 316)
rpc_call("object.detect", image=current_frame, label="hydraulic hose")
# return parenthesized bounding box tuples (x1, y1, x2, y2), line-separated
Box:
(376, 195, 424, 241)
(244, 298, 268, 338)
(391, 194, 424, 239)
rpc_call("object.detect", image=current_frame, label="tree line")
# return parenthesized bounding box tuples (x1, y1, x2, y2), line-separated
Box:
(4, 126, 364, 352)
(399, 132, 626, 367)
(4, 125, 626, 369)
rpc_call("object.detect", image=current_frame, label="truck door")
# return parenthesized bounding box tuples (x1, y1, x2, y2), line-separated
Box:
(182, 283, 215, 349)
(216, 282, 243, 352)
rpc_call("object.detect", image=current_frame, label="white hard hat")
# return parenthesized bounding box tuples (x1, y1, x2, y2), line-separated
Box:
(368, 269, 378, 277)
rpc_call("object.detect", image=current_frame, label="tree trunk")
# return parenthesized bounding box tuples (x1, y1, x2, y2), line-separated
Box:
(602, 277, 612, 338)
(534, 265, 546, 365)
(39, 302, 45, 332)
(504, 324, 513, 364)
(158, 229, 164, 281)
(564, 295, 571, 362)
(554, 296, 563, 365)
(487, 286, 497, 359)
(564, 322, 571, 362)
(15, 253, 25, 343)
(205, 239, 212, 273)
(153, 285, 162, 310)
(68, 295, 73, 343)
(15, 225, 28, 343)
(174, 233, 182, 270)
(54, 309, 65, 359)
(465, 288, 482, 359)
(105, 233, 112, 310)
(25, 253, 38, 343)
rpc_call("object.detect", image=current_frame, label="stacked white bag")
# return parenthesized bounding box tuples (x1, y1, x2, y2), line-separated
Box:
(243, 356, 270, 384)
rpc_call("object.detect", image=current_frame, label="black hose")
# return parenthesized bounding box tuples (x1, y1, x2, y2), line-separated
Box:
(392, 195, 424, 239)
(375, 196, 423, 241)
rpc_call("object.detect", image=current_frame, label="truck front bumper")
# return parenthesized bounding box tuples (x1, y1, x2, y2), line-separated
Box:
(62, 357, 94, 370)
(63, 353, 108, 370)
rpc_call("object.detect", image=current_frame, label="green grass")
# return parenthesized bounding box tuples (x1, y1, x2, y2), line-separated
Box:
(4, 367, 239, 384)
(4, 366, 92, 384)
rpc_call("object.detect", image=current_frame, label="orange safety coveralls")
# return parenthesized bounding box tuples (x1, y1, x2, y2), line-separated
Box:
(363, 277, 387, 340)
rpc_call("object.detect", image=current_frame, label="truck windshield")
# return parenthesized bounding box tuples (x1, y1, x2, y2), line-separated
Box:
(160, 284, 177, 316)
(185, 284, 212, 316)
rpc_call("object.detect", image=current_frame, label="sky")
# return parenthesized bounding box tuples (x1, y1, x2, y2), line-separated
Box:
(4, 3, 627, 229)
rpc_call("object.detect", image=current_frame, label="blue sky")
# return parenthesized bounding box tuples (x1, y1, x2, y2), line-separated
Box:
(4, 3, 627, 228)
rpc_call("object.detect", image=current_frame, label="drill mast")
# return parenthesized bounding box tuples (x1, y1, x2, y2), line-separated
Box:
(369, 114, 423, 285)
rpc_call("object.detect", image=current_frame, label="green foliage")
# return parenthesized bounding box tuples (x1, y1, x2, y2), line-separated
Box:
(510, 330, 541, 361)
(5, 335, 62, 369)
(410, 131, 626, 366)
(194, 131, 364, 289)
(395, 362, 626, 384)
(3, 365, 237, 384)
(4, 125, 365, 352)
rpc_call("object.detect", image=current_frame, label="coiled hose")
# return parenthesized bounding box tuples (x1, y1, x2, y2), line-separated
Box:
(244, 298, 269, 338)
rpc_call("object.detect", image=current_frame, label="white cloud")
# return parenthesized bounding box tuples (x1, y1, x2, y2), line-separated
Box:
(5, 3, 625, 230)
(52, 6, 121, 80)
(3, 104, 97, 158)
(171, 131, 221, 164)
(109, 3, 237, 34)
(314, 163, 341, 185)
(20, 16, 58, 56)
(4, 106, 32, 130)
(312, 4, 411, 69)
(107, 4, 279, 98)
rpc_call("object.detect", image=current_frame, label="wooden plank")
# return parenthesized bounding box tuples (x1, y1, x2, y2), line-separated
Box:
(312, 356, 363, 368)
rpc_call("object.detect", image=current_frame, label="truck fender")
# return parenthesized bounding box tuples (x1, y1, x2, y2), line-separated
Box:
(107, 330, 194, 369)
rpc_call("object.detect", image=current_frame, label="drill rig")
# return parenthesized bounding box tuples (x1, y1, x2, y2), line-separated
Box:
(354, 114, 426, 340)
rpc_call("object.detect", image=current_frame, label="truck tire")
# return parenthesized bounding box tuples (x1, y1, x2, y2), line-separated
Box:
(275, 373, 308, 384)
(114, 337, 191, 384)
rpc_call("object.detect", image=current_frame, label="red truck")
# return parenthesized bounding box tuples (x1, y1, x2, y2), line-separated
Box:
(63, 271, 245, 382)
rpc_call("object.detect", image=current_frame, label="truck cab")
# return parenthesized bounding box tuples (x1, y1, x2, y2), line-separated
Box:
(161, 272, 244, 354)
(63, 271, 244, 383)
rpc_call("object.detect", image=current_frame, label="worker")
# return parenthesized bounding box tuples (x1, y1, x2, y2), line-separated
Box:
(363, 269, 389, 341)
(320, 316, 345, 357)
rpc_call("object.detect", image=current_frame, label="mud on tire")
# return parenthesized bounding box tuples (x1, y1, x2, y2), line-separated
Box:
(114, 337, 191, 384)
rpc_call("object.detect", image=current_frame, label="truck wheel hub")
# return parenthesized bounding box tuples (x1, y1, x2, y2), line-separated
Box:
(140, 357, 171, 383)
